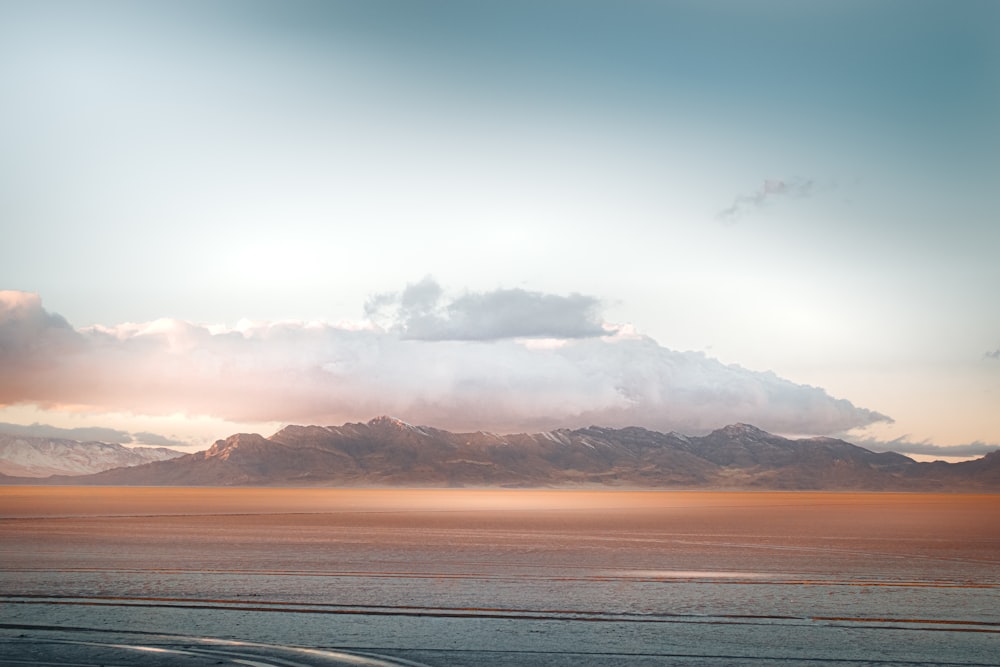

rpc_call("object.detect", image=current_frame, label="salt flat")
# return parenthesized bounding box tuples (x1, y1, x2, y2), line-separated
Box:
(1, 488, 998, 666)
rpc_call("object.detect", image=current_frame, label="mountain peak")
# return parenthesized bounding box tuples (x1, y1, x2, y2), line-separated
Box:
(367, 416, 426, 433)
(711, 423, 774, 439)
(205, 433, 271, 460)
(369, 415, 406, 426)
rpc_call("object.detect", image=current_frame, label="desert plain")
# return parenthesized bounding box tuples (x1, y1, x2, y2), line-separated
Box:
(1, 487, 998, 666)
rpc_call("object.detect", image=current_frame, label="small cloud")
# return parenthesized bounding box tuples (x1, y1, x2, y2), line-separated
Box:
(366, 277, 610, 341)
(718, 177, 815, 222)
(984, 348, 1000, 360)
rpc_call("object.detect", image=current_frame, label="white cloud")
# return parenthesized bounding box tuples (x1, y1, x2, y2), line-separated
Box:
(0, 289, 889, 435)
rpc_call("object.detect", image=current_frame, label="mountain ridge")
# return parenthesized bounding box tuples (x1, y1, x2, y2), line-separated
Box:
(0, 433, 184, 477)
(4, 417, 996, 490)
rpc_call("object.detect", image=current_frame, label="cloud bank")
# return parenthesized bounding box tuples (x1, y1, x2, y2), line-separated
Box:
(0, 421, 187, 447)
(850, 435, 999, 458)
(0, 421, 132, 444)
(0, 288, 889, 435)
(718, 178, 815, 222)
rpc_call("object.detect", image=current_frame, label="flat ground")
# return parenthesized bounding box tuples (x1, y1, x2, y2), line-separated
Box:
(1, 488, 998, 666)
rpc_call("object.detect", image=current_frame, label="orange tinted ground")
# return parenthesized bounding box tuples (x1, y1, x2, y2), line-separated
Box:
(2, 487, 999, 652)
(1, 486, 998, 520)
(2, 486, 998, 667)
(4, 486, 999, 516)
(2, 487, 998, 564)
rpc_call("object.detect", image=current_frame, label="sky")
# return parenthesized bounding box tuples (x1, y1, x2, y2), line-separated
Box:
(1, 0, 998, 459)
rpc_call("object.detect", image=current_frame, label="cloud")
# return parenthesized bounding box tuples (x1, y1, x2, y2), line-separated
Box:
(0, 421, 132, 444)
(985, 348, 1000, 360)
(0, 289, 889, 435)
(0, 290, 82, 361)
(718, 178, 815, 222)
(0, 419, 188, 447)
(131, 431, 190, 447)
(850, 435, 999, 458)
(365, 277, 609, 340)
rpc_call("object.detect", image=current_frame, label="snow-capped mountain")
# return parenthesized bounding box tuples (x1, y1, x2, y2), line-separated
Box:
(0, 434, 184, 477)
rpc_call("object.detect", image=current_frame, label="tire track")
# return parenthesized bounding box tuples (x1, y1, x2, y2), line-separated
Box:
(3, 596, 997, 634)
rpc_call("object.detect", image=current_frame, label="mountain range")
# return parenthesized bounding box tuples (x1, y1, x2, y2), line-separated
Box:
(3, 417, 997, 490)
(0, 433, 183, 477)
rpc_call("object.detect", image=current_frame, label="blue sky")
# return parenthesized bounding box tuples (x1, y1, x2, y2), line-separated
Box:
(1, 1, 998, 457)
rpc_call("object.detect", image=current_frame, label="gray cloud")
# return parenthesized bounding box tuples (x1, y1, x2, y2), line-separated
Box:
(985, 348, 1000, 360)
(0, 420, 188, 447)
(0, 289, 889, 435)
(0, 291, 83, 375)
(0, 421, 132, 444)
(718, 178, 815, 222)
(850, 435, 999, 459)
(366, 277, 608, 340)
